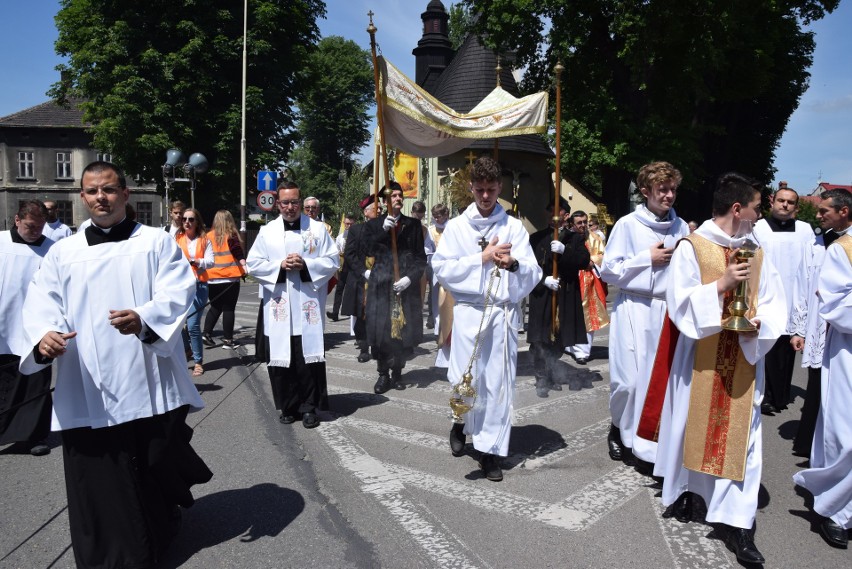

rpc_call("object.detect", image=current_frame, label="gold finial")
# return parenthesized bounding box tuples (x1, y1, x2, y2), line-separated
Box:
(367, 10, 376, 34)
(554, 59, 564, 76)
(495, 62, 502, 87)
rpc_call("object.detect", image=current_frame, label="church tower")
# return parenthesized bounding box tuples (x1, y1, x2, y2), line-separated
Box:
(412, 0, 454, 94)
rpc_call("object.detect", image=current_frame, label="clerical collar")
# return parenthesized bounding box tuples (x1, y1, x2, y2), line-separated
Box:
(766, 216, 795, 232)
(836, 225, 851, 236)
(85, 216, 137, 246)
(10, 228, 47, 247)
(283, 219, 300, 231)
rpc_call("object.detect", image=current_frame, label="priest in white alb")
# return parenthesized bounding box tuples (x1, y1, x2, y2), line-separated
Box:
(792, 188, 852, 549)
(247, 182, 338, 430)
(655, 173, 786, 565)
(432, 157, 541, 482)
(20, 161, 212, 569)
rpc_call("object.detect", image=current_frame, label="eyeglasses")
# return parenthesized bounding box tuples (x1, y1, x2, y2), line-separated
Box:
(182, 217, 196, 222)
(303, 205, 318, 210)
(278, 199, 301, 206)
(45, 206, 57, 211)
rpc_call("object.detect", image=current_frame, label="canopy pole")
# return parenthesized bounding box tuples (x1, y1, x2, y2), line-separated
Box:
(551, 60, 564, 340)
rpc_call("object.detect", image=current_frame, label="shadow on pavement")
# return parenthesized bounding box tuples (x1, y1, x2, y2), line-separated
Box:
(161, 483, 305, 567)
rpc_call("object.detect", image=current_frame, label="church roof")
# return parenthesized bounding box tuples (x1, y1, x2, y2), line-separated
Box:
(431, 34, 552, 157)
(0, 98, 90, 128)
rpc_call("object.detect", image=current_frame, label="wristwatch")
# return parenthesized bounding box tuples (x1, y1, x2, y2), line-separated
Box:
(507, 259, 519, 273)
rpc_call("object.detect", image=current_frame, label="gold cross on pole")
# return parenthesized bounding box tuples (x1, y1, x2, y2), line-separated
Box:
(466, 151, 476, 165)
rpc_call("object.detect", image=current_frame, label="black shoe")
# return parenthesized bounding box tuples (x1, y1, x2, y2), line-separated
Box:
(819, 517, 848, 548)
(222, 338, 237, 349)
(29, 443, 50, 457)
(426, 318, 435, 329)
(202, 333, 215, 347)
(374, 374, 393, 394)
(391, 369, 403, 390)
(535, 376, 549, 398)
(575, 357, 588, 365)
(357, 351, 371, 363)
(326, 311, 339, 321)
(760, 401, 777, 415)
(662, 492, 693, 523)
(635, 458, 655, 477)
(548, 377, 562, 391)
(607, 423, 624, 461)
(725, 527, 765, 564)
(279, 413, 298, 424)
(450, 423, 466, 457)
(302, 412, 320, 429)
(478, 453, 503, 482)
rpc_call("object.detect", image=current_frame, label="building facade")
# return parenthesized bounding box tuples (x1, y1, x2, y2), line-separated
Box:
(0, 99, 160, 230)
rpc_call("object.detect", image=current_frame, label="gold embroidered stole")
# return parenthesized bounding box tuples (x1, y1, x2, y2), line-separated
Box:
(835, 234, 852, 264)
(579, 233, 609, 331)
(682, 233, 763, 482)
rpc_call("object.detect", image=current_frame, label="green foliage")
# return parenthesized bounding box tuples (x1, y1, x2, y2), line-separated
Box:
(448, 3, 474, 50)
(51, 0, 326, 208)
(466, 0, 839, 219)
(287, 35, 373, 208)
(796, 199, 819, 229)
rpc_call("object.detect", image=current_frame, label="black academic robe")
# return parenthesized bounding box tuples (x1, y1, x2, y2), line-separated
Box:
(526, 227, 590, 347)
(340, 222, 368, 318)
(363, 214, 427, 351)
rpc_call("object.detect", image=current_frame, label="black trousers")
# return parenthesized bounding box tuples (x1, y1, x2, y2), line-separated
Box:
(373, 339, 409, 375)
(268, 336, 329, 415)
(61, 406, 212, 569)
(792, 366, 822, 457)
(0, 354, 52, 445)
(203, 281, 241, 339)
(331, 270, 348, 316)
(763, 334, 796, 410)
(529, 342, 562, 379)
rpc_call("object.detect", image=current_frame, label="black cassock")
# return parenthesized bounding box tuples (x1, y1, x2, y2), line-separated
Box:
(526, 227, 590, 347)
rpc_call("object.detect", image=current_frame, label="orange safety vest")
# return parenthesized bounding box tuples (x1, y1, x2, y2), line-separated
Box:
(176, 232, 210, 282)
(205, 231, 245, 280)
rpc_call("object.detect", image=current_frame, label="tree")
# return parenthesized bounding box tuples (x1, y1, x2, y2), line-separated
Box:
(289, 35, 373, 206)
(448, 3, 474, 50)
(467, 0, 839, 221)
(50, 0, 326, 208)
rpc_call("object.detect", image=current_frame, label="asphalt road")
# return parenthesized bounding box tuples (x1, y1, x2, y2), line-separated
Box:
(1, 284, 848, 568)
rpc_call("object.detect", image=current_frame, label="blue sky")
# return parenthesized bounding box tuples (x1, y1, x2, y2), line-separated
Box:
(2, 1, 850, 193)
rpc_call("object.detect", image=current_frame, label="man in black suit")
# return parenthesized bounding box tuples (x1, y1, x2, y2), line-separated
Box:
(340, 196, 379, 363)
(363, 182, 427, 393)
(527, 197, 590, 397)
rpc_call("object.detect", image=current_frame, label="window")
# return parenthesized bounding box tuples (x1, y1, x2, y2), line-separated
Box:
(97, 152, 113, 163)
(17, 151, 34, 179)
(54, 200, 73, 225)
(56, 152, 73, 179)
(136, 201, 153, 226)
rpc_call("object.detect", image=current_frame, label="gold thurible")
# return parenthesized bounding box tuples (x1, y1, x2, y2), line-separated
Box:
(721, 249, 757, 332)
(449, 371, 476, 424)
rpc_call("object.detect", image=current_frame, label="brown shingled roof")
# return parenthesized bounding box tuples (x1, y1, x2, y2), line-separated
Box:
(0, 98, 90, 128)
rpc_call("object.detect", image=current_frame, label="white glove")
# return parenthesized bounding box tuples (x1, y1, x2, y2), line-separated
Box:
(393, 276, 412, 293)
(364, 269, 371, 280)
(383, 217, 397, 232)
(550, 240, 565, 255)
(544, 276, 560, 291)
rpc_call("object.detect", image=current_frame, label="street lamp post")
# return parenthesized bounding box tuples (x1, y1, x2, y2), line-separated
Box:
(162, 148, 209, 211)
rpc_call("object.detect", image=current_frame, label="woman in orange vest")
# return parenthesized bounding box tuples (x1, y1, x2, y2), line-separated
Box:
(176, 208, 213, 376)
(202, 210, 247, 349)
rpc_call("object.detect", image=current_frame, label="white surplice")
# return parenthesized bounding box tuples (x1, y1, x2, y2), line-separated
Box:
(656, 220, 786, 529)
(793, 233, 852, 529)
(600, 204, 690, 462)
(790, 234, 828, 368)
(20, 224, 204, 431)
(247, 215, 339, 367)
(0, 232, 54, 357)
(432, 204, 541, 456)
(753, 218, 816, 332)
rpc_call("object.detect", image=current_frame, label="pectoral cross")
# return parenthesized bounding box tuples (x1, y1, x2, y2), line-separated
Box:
(478, 237, 488, 251)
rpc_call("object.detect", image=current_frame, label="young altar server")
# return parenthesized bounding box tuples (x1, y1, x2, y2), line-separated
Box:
(656, 172, 786, 565)
(432, 156, 541, 482)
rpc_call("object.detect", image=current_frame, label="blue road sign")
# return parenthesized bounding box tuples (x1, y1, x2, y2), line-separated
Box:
(257, 170, 278, 191)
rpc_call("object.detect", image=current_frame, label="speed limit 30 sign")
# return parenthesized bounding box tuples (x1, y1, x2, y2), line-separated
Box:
(257, 190, 277, 212)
